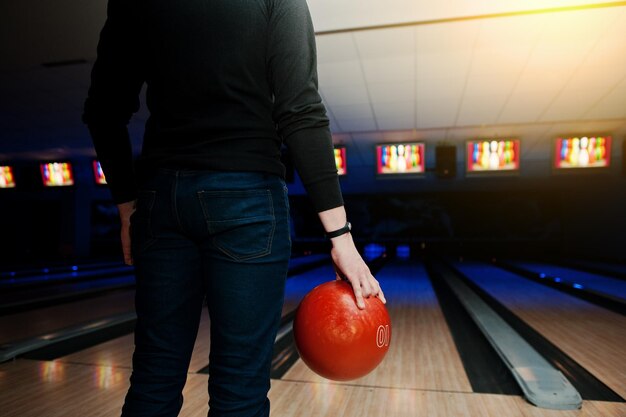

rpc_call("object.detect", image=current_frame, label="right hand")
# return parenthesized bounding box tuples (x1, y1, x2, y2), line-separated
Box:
(330, 233, 386, 309)
(117, 200, 136, 266)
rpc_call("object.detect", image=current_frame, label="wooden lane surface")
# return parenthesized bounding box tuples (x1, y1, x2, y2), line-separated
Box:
(0, 255, 328, 346)
(0, 289, 135, 345)
(455, 261, 626, 399)
(58, 308, 211, 374)
(0, 359, 206, 417)
(510, 261, 626, 299)
(282, 261, 473, 393)
(2, 359, 625, 417)
(56, 265, 338, 372)
(269, 379, 626, 417)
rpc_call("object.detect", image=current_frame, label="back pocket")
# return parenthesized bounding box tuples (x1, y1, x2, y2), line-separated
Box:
(197, 189, 275, 261)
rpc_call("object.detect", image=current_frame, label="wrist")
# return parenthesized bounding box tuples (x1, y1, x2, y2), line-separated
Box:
(118, 200, 137, 223)
(330, 232, 352, 247)
(325, 221, 351, 239)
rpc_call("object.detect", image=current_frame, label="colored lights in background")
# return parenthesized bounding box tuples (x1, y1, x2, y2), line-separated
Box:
(40, 162, 74, 187)
(396, 245, 410, 259)
(334, 147, 347, 176)
(377, 142, 425, 175)
(93, 160, 107, 185)
(0, 135, 619, 192)
(467, 139, 520, 172)
(0, 166, 16, 188)
(554, 136, 611, 169)
(364, 243, 386, 261)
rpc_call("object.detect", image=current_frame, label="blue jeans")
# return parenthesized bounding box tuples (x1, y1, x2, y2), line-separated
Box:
(121, 170, 291, 417)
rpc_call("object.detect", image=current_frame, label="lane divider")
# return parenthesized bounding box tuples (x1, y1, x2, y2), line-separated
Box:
(0, 312, 137, 363)
(434, 261, 582, 410)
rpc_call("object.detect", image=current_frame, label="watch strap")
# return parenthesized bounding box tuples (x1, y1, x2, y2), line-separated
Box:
(325, 221, 352, 239)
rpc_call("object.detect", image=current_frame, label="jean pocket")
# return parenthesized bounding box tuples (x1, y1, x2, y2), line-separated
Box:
(197, 189, 275, 261)
(131, 190, 157, 255)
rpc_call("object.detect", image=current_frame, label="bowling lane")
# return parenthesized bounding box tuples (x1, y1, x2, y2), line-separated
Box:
(269, 379, 626, 417)
(281, 259, 473, 393)
(285, 253, 328, 269)
(59, 308, 212, 374)
(0, 274, 136, 313)
(453, 261, 626, 399)
(55, 263, 339, 373)
(0, 359, 210, 417)
(0, 289, 135, 345)
(0, 260, 123, 280)
(4, 259, 626, 417)
(0, 263, 132, 289)
(1, 254, 327, 313)
(281, 264, 338, 312)
(0, 254, 328, 348)
(508, 261, 626, 300)
(562, 259, 626, 278)
(4, 360, 626, 417)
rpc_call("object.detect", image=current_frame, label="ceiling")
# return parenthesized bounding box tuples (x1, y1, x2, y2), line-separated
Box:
(0, 0, 625, 172)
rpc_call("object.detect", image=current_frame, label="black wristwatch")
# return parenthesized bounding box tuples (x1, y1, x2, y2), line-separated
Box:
(325, 222, 352, 239)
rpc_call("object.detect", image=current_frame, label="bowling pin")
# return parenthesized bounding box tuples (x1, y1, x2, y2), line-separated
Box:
(579, 137, 589, 166)
(489, 141, 499, 169)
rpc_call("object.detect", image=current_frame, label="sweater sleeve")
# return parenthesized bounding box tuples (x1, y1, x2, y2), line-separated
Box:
(267, 0, 343, 213)
(83, 0, 144, 204)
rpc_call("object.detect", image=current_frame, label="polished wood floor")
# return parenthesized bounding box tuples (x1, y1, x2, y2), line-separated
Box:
(2, 359, 625, 417)
(2, 260, 625, 416)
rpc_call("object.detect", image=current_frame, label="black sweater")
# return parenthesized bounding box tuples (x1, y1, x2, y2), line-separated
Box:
(83, 0, 342, 212)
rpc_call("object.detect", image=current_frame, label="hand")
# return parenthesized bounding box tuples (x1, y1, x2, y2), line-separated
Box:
(117, 200, 136, 266)
(330, 233, 386, 309)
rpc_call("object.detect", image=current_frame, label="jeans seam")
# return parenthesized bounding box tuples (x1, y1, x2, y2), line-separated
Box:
(132, 190, 158, 254)
(197, 190, 214, 234)
(173, 171, 184, 233)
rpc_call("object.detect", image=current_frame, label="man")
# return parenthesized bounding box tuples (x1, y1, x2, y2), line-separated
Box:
(84, 1, 385, 416)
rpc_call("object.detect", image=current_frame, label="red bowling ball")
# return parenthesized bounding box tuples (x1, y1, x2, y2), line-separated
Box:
(293, 280, 391, 381)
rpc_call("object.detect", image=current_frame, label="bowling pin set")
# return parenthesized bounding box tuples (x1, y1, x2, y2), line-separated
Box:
(40, 162, 74, 187)
(376, 143, 425, 174)
(555, 136, 610, 169)
(468, 139, 519, 172)
(348, 135, 612, 177)
(0, 166, 16, 188)
(334, 147, 347, 176)
(93, 161, 108, 185)
(0, 135, 615, 190)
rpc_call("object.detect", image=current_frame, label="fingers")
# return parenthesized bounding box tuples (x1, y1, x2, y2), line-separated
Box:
(350, 280, 366, 309)
(375, 280, 386, 304)
(347, 271, 386, 310)
(331, 246, 386, 309)
(352, 277, 387, 309)
(361, 274, 386, 304)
